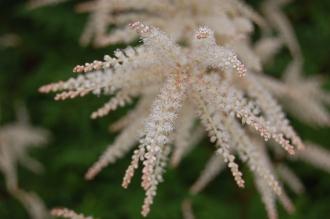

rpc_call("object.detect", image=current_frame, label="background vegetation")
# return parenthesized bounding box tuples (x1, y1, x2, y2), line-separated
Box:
(0, 0, 329, 218)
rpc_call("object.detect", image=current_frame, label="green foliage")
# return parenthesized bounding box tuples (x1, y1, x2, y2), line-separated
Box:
(0, 0, 329, 218)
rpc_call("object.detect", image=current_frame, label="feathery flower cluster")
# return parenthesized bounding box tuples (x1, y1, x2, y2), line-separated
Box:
(0, 109, 49, 219)
(39, 0, 330, 218)
(41, 22, 301, 217)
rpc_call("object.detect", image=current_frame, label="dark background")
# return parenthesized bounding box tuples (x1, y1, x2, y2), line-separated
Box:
(0, 0, 329, 218)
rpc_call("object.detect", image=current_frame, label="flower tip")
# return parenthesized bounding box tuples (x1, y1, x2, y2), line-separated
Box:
(84, 171, 94, 181)
(38, 83, 55, 93)
(238, 181, 245, 188)
(122, 183, 128, 189)
(73, 65, 85, 73)
(90, 113, 98, 119)
(38, 85, 46, 93)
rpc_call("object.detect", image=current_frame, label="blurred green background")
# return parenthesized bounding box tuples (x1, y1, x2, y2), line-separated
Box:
(0, 0, 329, 218)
